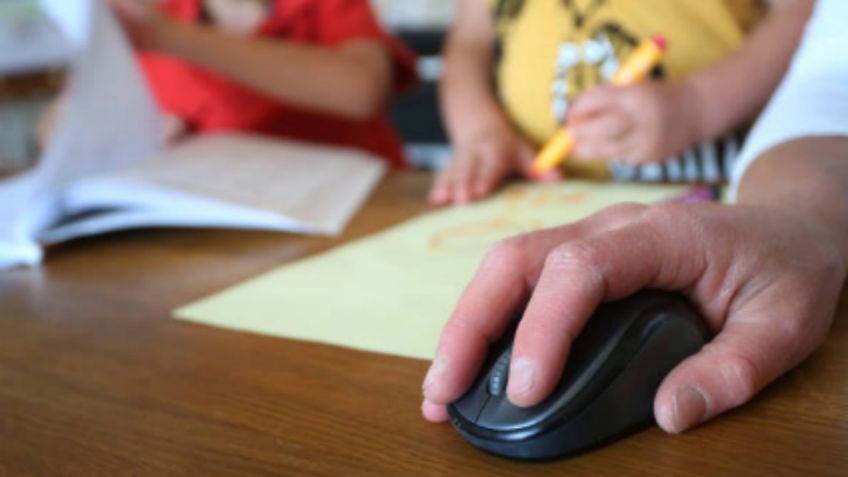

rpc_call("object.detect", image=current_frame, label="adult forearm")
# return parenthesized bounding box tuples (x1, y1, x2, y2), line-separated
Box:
(686, 1, 813, 142)
(156, 21, 391, 120)
(737, 137, 848, 263)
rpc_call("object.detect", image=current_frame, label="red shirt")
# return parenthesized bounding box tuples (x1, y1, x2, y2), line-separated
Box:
(138, 0, 417, 168)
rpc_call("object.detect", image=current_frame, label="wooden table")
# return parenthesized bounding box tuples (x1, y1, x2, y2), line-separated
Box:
(1, 172, 846, 476)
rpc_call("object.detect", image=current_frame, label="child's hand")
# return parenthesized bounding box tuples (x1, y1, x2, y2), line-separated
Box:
(429, 127, 562, 206)
(37, 95, 66, 150)
(567, 82, 701, 164)
(109, 0, 176, 51)
(162, 114, 189, 145)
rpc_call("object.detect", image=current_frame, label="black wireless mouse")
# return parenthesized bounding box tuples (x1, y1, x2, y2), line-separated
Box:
(448, 290, 711, 460)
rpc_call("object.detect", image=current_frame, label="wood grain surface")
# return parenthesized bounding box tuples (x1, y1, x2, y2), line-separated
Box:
(1, 172, 846, 476)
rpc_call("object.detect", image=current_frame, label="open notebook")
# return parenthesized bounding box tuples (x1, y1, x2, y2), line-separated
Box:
(38, 134, 386, 243)
(0, 133, 386, 269)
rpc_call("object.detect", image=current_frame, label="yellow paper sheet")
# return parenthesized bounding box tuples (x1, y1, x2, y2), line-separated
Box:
(174, 181, 689, 360)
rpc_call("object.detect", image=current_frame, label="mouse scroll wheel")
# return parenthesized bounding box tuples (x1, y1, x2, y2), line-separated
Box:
(487, 346, 512, 397)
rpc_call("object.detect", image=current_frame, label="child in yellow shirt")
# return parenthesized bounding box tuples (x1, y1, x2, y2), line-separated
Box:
(430, 0, 812, 205)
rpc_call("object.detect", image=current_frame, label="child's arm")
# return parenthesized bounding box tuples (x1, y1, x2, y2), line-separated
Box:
(566, 1, 814, 164)
(111, 0, 393, 121)
(429, 0, 561, 206)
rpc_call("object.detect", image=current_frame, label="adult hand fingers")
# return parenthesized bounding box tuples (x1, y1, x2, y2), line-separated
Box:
(423, 234, 549, 406)
(508, 204, 708, 406)
(654, 279, 838, 433)
(422, 203, 648, 415)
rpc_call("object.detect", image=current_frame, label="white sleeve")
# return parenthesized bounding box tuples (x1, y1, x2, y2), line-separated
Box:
(730, 0, 848, 201)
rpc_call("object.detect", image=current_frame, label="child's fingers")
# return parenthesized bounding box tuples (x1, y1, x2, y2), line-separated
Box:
(109, 0, 151, 23)
(571, 116, 634, 161)
(570, 109, 632, 146)
(428, 167, 454, 205)
(429, 152, 471, 205)
(567, 86, 618, 122)
(474, 140, 538, 197)
(449, 152, 480, 204)
(572, 134, 631, 162)
(474, 151, 511, 198)
(517, 141, 563, 182)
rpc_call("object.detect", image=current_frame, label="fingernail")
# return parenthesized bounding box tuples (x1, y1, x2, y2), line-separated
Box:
(670, 386, 707, 433)
(423, 356, 447, 395)
(508, 358, 536, 400)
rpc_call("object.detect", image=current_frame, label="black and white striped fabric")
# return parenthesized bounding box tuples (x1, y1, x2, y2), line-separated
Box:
(609, 133, 744, 184)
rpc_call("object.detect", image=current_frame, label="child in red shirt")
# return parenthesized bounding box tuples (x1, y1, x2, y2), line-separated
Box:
(111, 0, 417, 168)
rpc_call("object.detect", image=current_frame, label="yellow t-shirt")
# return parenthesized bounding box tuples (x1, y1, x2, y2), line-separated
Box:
(487, 0, 766, 178)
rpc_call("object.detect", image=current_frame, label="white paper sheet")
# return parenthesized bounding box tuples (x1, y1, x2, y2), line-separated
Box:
(40, 0, 93, 46)
(0, 172, 43, 268)
(0, 0, 162, 268)
(35, 0, 162, 195)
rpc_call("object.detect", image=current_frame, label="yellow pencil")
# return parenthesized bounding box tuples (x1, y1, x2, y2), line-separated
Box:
(530, 35, 668, 177)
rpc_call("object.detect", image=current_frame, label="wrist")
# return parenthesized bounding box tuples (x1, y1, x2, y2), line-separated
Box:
(776, 204, 848, 267)
(677, 78, 708, 147)
(741, 198, 848, 267)
(452, 121, 518, 150)
(149, 16, 193, 55)
(447, 99, 518, 145)
(442, 90, 516, 146)
(736, 138, 848, 265)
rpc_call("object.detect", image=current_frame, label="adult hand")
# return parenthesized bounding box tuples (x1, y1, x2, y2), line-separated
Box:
(567, 81, 701, 165)
(429, 126, 562, 206)
(421, 201, 844, 433)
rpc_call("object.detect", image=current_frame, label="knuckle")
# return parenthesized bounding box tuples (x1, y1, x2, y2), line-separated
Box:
(601, 202, 646, 219)
(645, 201, 705, 232)
(521, 317, 576, 346)
(545, 241, 603, 273)
(720, 352, 761, 405)
(483, 236, 526, 268)
(773, 281, 835, 352)
(775, 311, 809, 345)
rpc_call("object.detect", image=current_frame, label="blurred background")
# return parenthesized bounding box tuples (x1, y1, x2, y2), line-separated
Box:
(0, 0, 69, 177)
(0, 0, 456, 178)
(372, 0, 454, 170)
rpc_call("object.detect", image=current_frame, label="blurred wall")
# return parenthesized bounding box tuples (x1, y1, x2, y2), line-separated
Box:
(371, 0, 456, 170)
